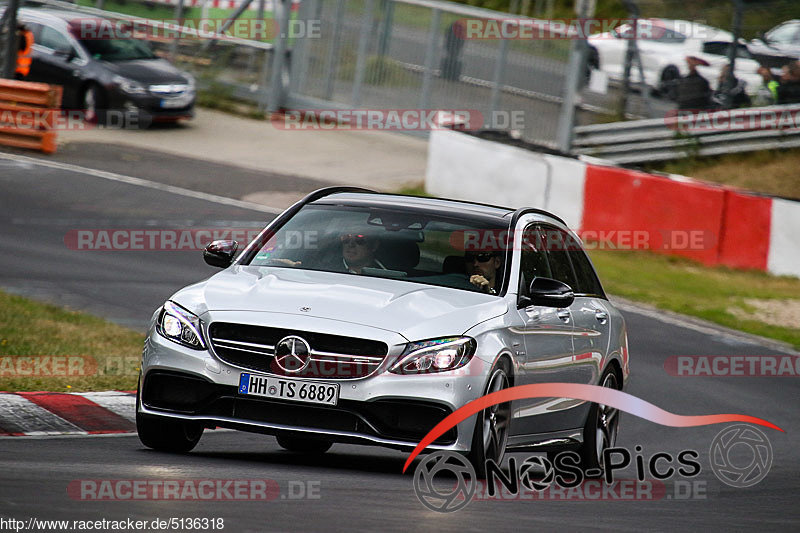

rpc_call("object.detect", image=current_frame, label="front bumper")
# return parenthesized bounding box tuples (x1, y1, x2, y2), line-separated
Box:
(139, 319, 491, 452)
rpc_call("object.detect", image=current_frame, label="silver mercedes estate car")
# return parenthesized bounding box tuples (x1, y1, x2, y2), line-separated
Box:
(137, 187, 629, 476)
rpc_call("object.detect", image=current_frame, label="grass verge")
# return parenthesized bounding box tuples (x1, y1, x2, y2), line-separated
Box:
(589, 249, 800, 349)
(644, 149, 800, 201)
(0, 290, 144, 392)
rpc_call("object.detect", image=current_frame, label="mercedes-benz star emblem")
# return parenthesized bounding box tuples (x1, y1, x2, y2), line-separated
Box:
(274, 335, 312, 373)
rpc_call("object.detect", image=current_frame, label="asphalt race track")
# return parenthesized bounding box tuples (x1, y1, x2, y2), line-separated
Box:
(0, 150, 798, 531)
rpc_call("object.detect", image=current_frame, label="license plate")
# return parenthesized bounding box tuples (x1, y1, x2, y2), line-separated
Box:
(238, 373, 339, 406)
(161, 96, 191, 108)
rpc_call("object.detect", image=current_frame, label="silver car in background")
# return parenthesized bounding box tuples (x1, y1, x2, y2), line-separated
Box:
(136, 188, 630, 476)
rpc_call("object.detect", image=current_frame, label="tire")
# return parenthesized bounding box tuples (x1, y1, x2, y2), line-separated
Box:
(576, 369, 621, 478)
(467, 359, 511, 478)
(135, 380, 203, 453)
(81, 83, 105, 124)
(658, 66, 680, 101)
(276, 434, 332, 454)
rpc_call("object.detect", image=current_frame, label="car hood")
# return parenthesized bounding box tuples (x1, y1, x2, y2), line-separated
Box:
(99, 58, 189, 85)
(171, 266, 509, 341)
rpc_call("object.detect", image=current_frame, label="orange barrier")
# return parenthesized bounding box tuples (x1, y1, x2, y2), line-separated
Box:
(0, 79, 63, 154)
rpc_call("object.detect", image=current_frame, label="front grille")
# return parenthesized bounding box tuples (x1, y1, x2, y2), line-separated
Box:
(148, 83, 189, 97)
(208, 322, 389, 379)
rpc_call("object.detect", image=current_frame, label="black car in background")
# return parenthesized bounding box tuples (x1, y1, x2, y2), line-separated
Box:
(13, 7, 195, 124)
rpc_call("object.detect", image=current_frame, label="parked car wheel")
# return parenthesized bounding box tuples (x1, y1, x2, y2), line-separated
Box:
(276, 434, 333, 454)
(468, 358, 511, 478)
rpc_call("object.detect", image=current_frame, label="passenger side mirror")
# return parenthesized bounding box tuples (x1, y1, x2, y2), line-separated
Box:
(523, 277, 574, 308)
(203, 240, 238, 268)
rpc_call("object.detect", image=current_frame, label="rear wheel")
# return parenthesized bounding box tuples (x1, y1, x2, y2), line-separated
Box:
(468, 359, 511, 478)
(576, 369, 621, 477)
(276, 434, 332, 454)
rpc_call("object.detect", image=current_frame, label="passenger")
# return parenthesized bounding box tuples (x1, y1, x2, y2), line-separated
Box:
(465, 250, 502, 294)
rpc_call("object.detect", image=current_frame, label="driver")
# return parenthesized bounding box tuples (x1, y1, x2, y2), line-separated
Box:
(339, 233, 386, 274)
(465, 251, 502, 294)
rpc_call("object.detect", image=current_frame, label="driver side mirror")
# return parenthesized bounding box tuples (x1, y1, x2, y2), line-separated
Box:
(518, 277, 575, 309)
(203, 240, 238, 268)
(54, 47, 76, 62)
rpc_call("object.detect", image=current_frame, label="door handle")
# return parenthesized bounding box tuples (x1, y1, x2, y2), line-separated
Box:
(595, 310, 608, 322)
(557, 310, 570, 322)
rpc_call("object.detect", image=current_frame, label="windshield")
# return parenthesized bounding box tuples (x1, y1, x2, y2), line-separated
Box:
(245, 204, 511, 295)
(79, 38, 155, 61)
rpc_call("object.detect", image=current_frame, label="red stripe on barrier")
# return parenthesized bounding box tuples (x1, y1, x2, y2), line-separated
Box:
(717, 190, 772, 270)
(18, 392, 135, 433)
(582, 165, 725, 265)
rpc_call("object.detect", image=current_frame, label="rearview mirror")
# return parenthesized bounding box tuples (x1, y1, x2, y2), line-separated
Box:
(203, 240, 238, 268)
(525, 277, 574, 308)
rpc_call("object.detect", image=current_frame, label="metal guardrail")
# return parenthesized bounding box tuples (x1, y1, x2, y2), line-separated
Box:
(572, 104, 800, 164)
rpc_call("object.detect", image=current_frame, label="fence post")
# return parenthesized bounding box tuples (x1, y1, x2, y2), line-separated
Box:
(351, 0, 376, 106)
(488, 34, 509, 121)
(1, 0, 20, 79)
(169, 0, 185, 61)
(323, 0, 346, 100)
(288, 0, 315, 95)
(267, 0, 292, 112)
(556, 1, 590, 153)
(418, 8, 440, 111)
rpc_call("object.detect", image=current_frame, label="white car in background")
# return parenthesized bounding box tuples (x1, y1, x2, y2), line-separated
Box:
(588, 19, 763, 98)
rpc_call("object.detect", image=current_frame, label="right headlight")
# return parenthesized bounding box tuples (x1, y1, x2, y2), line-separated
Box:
(156, 301, 206, 350)
(390, 337, 477, 374)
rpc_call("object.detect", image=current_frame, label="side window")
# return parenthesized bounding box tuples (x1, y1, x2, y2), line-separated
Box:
(38, 26, 73, 52)
(568, 247, 606, 298)
(518, 224, 551, 297)
(540, 226, 578, 290)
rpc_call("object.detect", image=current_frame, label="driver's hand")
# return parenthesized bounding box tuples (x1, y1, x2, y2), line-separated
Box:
(470, 274, 491, 292)
(269, 258, 302, 267)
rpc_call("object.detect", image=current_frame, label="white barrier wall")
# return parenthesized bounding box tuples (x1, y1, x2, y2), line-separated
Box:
(768, 198, 800, 277)
(426, 129, 800, 279)
(426, 130, 587, 230)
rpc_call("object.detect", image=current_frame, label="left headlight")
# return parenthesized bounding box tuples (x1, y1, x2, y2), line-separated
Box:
(390, 337, 477, 374)
(113, 75, 147, 95)
(156, 301, 207, 350)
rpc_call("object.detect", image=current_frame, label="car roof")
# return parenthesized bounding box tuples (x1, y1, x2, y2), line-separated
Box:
(312, 192, 514, 222)
(310, 191, 567, 228)
(16, 6, 109, 28)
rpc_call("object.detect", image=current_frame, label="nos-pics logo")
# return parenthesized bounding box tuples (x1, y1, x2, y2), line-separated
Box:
(413, 424, 773, 513)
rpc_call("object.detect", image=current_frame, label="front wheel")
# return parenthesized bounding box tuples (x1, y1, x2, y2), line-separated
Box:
(576, 370, 621, 477)
(658, 66, 680, 101)
(136, 380, 203, 452)
(467, 360, 511, 478)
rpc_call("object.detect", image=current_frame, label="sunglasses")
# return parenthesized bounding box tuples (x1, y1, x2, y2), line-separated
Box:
(340, 234, 368, 246)
(465, 252, 495, 263)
